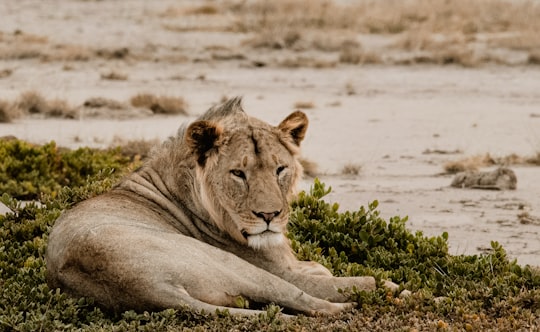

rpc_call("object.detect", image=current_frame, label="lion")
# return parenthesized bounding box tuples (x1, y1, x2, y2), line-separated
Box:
(46, 97, 385, 316)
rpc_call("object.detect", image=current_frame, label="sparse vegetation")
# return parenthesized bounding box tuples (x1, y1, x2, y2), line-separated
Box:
(229, 0, 540, 67)
(111, 137, 160, 160)
(341, 163, 362, 176)
(444, 153, 540, 174)
(527, 152, 540, 166)
(1, 1, 539, 67)
(0, 100, 20, 123)
(100, 70, 128, 81)
(293, 101, 315, 109)
(344, 82, 356, 95)
(0, 93, 189, 121)
(130, 93, 188, 115)
(184, 4, 219, 16)
(83, 97, 127, 110)
(299, 157, 318, 178)
(11, 91, 77, 119)
(15, 91, 49, 115)
(0, 68, 12, 78)
(0, 145, 539, 330)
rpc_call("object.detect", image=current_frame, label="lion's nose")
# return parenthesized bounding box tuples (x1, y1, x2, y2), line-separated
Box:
(253, 210, 281, 224)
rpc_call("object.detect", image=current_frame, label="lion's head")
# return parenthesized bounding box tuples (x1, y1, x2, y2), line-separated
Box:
(184, 98, 308, 250)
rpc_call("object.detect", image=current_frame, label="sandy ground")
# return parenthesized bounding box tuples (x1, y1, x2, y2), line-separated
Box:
(1, 0, 540, 266)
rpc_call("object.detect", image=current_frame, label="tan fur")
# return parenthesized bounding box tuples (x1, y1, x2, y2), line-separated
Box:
(46, 97, 376, 316)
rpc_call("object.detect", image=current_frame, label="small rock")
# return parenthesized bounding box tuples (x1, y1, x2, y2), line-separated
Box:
(383, 280, 400, 293)
(399, 289, 412, 298)
(0, 202, 13, 216)
(451, 167, 517, 190)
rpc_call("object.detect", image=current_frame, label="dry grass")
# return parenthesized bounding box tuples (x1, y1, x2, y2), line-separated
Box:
(339, 46, 383, 65)
(46, 99, 77, 118)
(293, 101, 315, 110)
(100, 70, 128, 81)
(526, 152, 540, 166)
(0, 100, 20, 123)
(130, 93, 188, 115)
(83, 97, 126, 110)
(11, 91, 76, 119)
(1, 1, 539, 67)
(184, 4, 219, 16)
(2, 1, 538, 67)
(14, 91, 49, 115)
(299, 157, 318, 177)
(528, 51, 540, 65)
(231, 0, 540, 35)
(111, 137, 160, 160)
(0, 100, 10, 122)
(0, 29, 130, 62)
(279, 56, 337, 68)
(0, 69, 13, 78)
(229, 0, 540, 66)
(443, 153, 539, 174)
(393, 32, 478, 66)
(341, 163, 362, 176)
(160, 4, 219, 17)
(95, 47, 130, 60)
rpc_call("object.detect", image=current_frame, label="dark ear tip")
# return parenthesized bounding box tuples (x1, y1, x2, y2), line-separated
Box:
(278, 110, 309, 146)
(186, 121, 220, 142)
(185, 120, 223, 166)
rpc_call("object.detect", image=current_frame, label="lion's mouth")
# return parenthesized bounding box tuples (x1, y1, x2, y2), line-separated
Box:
(241, 229, 276, 239)
(241, 230, 249, 239)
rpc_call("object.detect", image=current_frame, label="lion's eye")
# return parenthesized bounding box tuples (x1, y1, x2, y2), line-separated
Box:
(276, 166, 286, 176)
(230, 169, 246, 179)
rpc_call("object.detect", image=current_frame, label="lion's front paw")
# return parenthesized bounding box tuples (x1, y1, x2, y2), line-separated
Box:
(310, 301, 355, 316)
(382, 279, 412, 298)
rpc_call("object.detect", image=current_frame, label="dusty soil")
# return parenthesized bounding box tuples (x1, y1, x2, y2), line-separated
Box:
(1, 0, 539, 266)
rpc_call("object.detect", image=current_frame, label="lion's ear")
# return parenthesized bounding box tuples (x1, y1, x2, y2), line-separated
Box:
(186, 120, 223, 167)
(278, 111, 308, 146)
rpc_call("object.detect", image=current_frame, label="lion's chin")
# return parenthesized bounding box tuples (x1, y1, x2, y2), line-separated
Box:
(246, 231, 284, 250)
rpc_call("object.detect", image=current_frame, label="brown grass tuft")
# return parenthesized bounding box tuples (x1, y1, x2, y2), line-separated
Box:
(231, 0, 540, 67)
(0, 100, 20, 123)
(112, 137, 160, 160)
(528, 51, 540, 65)
(160, 5, 220, 18)
(100, 70, 128, 81)
(293, 101, 315, 109)
(15, 91, 49, 115)
(299, 157, 318, 178)
(12, 91, 76, 119)
(130, 93, 188, 115)
(526, 152, 540, 166)
(0, 69, 13, 78)
(185, 4, 219, 15)
(341, 163, 362, 176)
(83, 97, 127, 110)
(443, 153, 535, 174)
(46, 99, 77, 119)
(95, 48, 130, 60)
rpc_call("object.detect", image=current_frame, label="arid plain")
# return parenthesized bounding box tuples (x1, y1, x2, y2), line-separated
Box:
(1, 0, 540, 266)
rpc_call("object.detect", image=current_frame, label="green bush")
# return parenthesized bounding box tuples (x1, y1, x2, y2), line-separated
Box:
(0, 140, 133, 200)
(0, 141, 539, 331)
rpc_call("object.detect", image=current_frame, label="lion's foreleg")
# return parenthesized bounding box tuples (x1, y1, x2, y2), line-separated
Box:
(256, 248, 376, 303)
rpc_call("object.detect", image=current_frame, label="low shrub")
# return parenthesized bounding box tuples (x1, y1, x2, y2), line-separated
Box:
(0, 140, 538, 330)
(0, 140, 134, 200)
